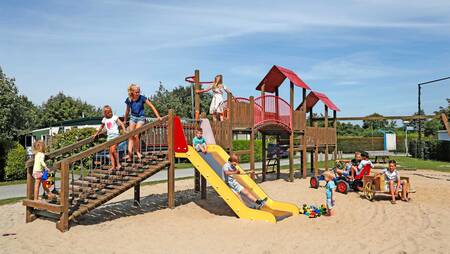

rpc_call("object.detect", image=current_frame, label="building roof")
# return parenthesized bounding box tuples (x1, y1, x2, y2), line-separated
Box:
(296, 91, 340, 112)
(256, 65, 311, 93)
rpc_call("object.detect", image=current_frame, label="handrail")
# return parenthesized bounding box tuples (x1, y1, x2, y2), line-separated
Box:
(24, 130, 106, 168)
(60, 116, 169, 165)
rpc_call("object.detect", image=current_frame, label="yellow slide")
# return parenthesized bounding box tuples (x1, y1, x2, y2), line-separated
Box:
(176, 145, 299, 223)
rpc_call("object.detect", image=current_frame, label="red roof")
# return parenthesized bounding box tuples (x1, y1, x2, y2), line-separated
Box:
(256, 65, 311, 93)
(296, 91, 340, 112)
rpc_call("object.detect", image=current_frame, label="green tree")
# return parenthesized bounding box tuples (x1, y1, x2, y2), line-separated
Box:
(4, 142, 26, 181)
(39, 92, 101, 127)
(147, 83, 212, 118)
(0, 68, 38, 179)
(362, 113, 389, 130)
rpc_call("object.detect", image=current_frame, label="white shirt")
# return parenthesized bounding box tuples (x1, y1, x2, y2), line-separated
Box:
(102, 115, 119, 138)
(381, 168, 399, 182)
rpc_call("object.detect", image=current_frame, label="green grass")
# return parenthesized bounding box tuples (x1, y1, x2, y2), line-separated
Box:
(0, 179, 27, 186)
(391, 156, 450, 172)
(0, 197, 25, 206)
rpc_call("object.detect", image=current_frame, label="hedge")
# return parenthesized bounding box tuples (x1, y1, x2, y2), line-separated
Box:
(337, 136, 407, 153)
(4, 142, 26, 181)
(409, 140, 450, 162)
(232, 140, 262, 163)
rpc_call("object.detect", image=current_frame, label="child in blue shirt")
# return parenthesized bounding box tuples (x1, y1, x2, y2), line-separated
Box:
(323, 171, 336, 216)
(192, 128, 207, 153)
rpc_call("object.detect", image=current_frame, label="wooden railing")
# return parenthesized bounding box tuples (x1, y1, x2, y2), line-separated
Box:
(24, 114, 174, 232)
(303, 127, 337, 147)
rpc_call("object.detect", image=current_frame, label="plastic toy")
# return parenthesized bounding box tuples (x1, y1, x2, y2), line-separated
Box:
(299, 204, 326, 218)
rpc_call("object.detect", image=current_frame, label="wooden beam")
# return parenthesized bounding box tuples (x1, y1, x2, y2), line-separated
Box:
(324, 105, 329, 171)
(262, 133, 267, 182)
(249, 96, 255, 179)
(22, 199, 63, 213)
(302, 88, 307, 179)
(333, 110, 337, 160)
(134, 184, 141, 207)
(167, 110, 175, 208)
(441, 113, 450, 135)
(289, 81, 294, 182)
(320, 115, 436, 121)
(194, 70, 201, 192)
(56, 162, 69, 232)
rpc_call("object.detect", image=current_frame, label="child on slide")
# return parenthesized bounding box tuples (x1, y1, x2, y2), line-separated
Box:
(192, 128, 207, 154)
(94, 105, 127, 171)
(196, 75, 231, 122)
(222, 154, 267, 209)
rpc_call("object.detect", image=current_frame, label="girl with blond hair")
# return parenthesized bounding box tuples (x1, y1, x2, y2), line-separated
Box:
(124, 84, 161, 160)
(196, 75, 231, 122)
(32, 140, 55, 201)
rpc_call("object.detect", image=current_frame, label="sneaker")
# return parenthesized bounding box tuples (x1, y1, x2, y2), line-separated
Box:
(256, 198, 268, 209)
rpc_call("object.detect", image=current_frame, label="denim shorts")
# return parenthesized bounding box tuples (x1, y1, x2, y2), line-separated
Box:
(130, 115, 146, 124)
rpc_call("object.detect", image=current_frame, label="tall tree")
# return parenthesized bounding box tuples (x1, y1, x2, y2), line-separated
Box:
(39, 92, 102, 127)
(147, 83, 212, 118)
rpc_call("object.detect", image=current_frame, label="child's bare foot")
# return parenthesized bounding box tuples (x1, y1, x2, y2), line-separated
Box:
(391, 200, 396, 204)
(136, 152, 142, 160)
(123, 155, 131, 162)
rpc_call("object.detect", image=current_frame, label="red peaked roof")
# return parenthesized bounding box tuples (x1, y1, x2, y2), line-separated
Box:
(256, 65, 311, 93)
(296, 91, 340, 112)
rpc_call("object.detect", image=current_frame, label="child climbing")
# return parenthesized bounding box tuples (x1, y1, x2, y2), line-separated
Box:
(222, 154, 267, 209)
(323, 171, 336, 216)
(196, 75, 231, 122)
(32, 140, 56, 201)
(94, 105, 127, 170)
(192, 128, 207, 154)
(374, 160, 409, 204)
(124, 84, 161, 161)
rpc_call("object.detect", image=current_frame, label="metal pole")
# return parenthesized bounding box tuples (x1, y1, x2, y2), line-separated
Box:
(418, 84, 422, 159)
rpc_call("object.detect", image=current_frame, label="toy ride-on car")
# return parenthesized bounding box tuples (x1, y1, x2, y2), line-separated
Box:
(362, 174, 415, 201)
(310, 161, 372, 194)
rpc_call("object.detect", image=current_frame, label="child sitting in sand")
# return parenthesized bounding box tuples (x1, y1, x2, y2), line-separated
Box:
(94, 105, 127, 170)
(336, 151, 361, 178)
(192, 128, 207, 154)
(32, 140, 56, 201)
(223, 154, 267, 209)
(323, 171, 336, 216)
(374, 160, 409, 204)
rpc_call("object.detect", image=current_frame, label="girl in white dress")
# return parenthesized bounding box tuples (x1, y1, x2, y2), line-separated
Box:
(196, 75, 231, 122)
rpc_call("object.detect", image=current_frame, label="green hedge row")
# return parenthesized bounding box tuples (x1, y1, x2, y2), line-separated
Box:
(232, 140, 262, 163)
(409, 140, 450, 162)
(337, 136, 408, 153)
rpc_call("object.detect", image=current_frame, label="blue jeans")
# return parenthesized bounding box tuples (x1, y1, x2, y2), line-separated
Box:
(130, 115, 146, 124)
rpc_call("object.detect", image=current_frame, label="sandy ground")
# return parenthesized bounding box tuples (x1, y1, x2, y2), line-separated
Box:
(1, 169, 450, 254)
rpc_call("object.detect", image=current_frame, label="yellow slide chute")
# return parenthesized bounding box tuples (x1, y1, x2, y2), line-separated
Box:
(176, 145, 299, 223)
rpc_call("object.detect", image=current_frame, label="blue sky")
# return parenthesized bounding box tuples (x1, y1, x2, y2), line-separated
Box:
(1, 0, 449, 117)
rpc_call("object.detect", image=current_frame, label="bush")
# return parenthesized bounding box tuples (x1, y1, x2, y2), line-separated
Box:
(232, 140, 262, 163)
(4, 142, 26, 181)
(409, 140, 450, 162)
(51, 127, 97, 151)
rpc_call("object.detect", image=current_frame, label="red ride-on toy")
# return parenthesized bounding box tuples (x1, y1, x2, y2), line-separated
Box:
(310, 164, 372, 194)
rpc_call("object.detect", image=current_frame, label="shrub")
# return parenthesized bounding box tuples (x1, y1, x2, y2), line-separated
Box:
(4, 142, 26, 181)
(232, 140, 262, 163)
(51, 127, 97, 151)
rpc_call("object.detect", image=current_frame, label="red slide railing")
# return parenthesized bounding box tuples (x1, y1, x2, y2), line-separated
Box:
(254, 95, 291, 130)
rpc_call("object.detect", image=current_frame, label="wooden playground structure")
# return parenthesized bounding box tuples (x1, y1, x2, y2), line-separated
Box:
(22, 65, 339, 231)
(188, 65, 340, 188)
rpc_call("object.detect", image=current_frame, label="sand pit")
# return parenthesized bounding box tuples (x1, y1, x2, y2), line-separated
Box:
(1, 169, 450, 254)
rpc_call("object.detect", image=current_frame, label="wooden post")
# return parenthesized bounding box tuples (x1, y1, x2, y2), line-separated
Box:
(333, 110, 337, 160)
(289, 81, 294, 182)
(309, 107, 314, 174)
(262, 133, 267, 182)
(302, 88, 307, 179)
(167, 109, 175, 208)
(194, 70, 201, 192)
(249, 96, 255, 179)
(324, 105, 329, 171)
(56, 162, 69, 232)
(134, 184, 141, 207)
(228, 90, 234, 153)
(314, 122, 319, 176)
(276, 135, 281, 179)
(261, 84, 265, 122)
(25, 166, 36, 223)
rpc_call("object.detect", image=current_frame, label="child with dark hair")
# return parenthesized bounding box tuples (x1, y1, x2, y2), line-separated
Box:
(374, 160, 409, 204)
(222, 154, 267, 209)
(351, 151, 373, 179)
